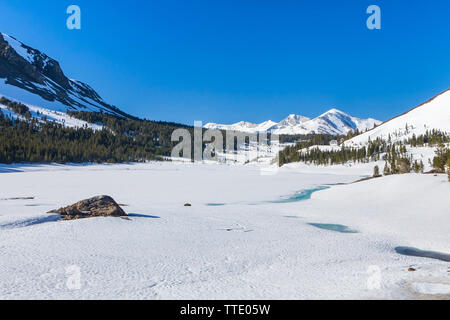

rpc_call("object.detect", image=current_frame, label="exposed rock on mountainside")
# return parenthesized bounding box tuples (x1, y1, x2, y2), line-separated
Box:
(48, 195, 127, 220)
(0, 33, 132, 118)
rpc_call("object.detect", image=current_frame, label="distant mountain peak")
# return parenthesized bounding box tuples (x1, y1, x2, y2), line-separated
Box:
(0, 32, 132, 118)
(279, 114, 311, 126)
(204, 110, 381, 136)
(321, 108, 347, 115)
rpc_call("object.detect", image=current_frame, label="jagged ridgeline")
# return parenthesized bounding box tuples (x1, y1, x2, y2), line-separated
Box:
(0, 98, 192, 163)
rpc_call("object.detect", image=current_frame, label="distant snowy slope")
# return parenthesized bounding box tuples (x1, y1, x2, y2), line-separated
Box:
(204, 120, 279, 133)
(205, 109, 381, 136)
(0, 32, 132, 118)
(275, 109, 380, 135)
(0, 96, 103, 131)
(205, 121, 259, 132)
(316, 109, 380, 134)
(345, 89, 450, 146)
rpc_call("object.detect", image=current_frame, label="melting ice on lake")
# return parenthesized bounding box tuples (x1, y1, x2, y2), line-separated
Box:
(395, 246, 450, 262)
(308, 223, 358, 233)
(268, 186, 330, 204)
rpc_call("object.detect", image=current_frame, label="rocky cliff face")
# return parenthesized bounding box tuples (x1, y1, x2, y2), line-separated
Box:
(0, 33, 132, 118)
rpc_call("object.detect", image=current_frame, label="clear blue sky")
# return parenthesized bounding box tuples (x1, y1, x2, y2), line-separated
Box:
(0, 0, 449, 124)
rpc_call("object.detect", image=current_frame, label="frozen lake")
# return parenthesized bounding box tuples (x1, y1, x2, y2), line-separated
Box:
(0, 162, 449, 299)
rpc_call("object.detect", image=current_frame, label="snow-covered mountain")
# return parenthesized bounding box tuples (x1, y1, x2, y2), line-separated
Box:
(344, 89, 450, 146)
(0, 32, 132, 118)
(205, 109, 381, 136)
(204, 120, 278, 133)
(278, 114, 311, 126)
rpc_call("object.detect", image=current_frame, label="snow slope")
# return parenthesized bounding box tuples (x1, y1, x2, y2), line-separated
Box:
(0, 94, 103, 131)
(205, 109, 380, 136)
(345, 89, 450, 146)
(0, 162, 448, 299)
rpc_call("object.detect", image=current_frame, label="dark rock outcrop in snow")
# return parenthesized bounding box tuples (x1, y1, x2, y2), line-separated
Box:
(48, 195, 127, 220)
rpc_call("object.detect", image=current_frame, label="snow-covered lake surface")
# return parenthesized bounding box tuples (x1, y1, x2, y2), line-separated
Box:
(0, 162, 448, 299)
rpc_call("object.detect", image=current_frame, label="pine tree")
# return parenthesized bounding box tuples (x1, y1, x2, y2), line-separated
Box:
(397, 158, 411, 174)
(0, 101, 192, 164)
(383, 162, 391, 176)
(413, 160, 420, 173)
(433, 144, 448, 173)
(373, 165, 380, 177)
(446, 159, 450, 182)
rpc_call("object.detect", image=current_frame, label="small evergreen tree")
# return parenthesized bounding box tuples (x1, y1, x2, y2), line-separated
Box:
(383, 162, 391, 176)
(432, 144, 448, 173)
(397, 158, 411, 174)
(413, 160, 419, 173)
(373, 165, 380, 177)
(447, 159, 450, 182)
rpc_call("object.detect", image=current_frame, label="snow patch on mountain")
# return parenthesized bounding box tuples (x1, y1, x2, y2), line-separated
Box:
(0, 93, 103, 131)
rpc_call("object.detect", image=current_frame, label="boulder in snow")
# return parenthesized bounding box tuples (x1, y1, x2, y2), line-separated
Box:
(48, 195, 127, 220)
